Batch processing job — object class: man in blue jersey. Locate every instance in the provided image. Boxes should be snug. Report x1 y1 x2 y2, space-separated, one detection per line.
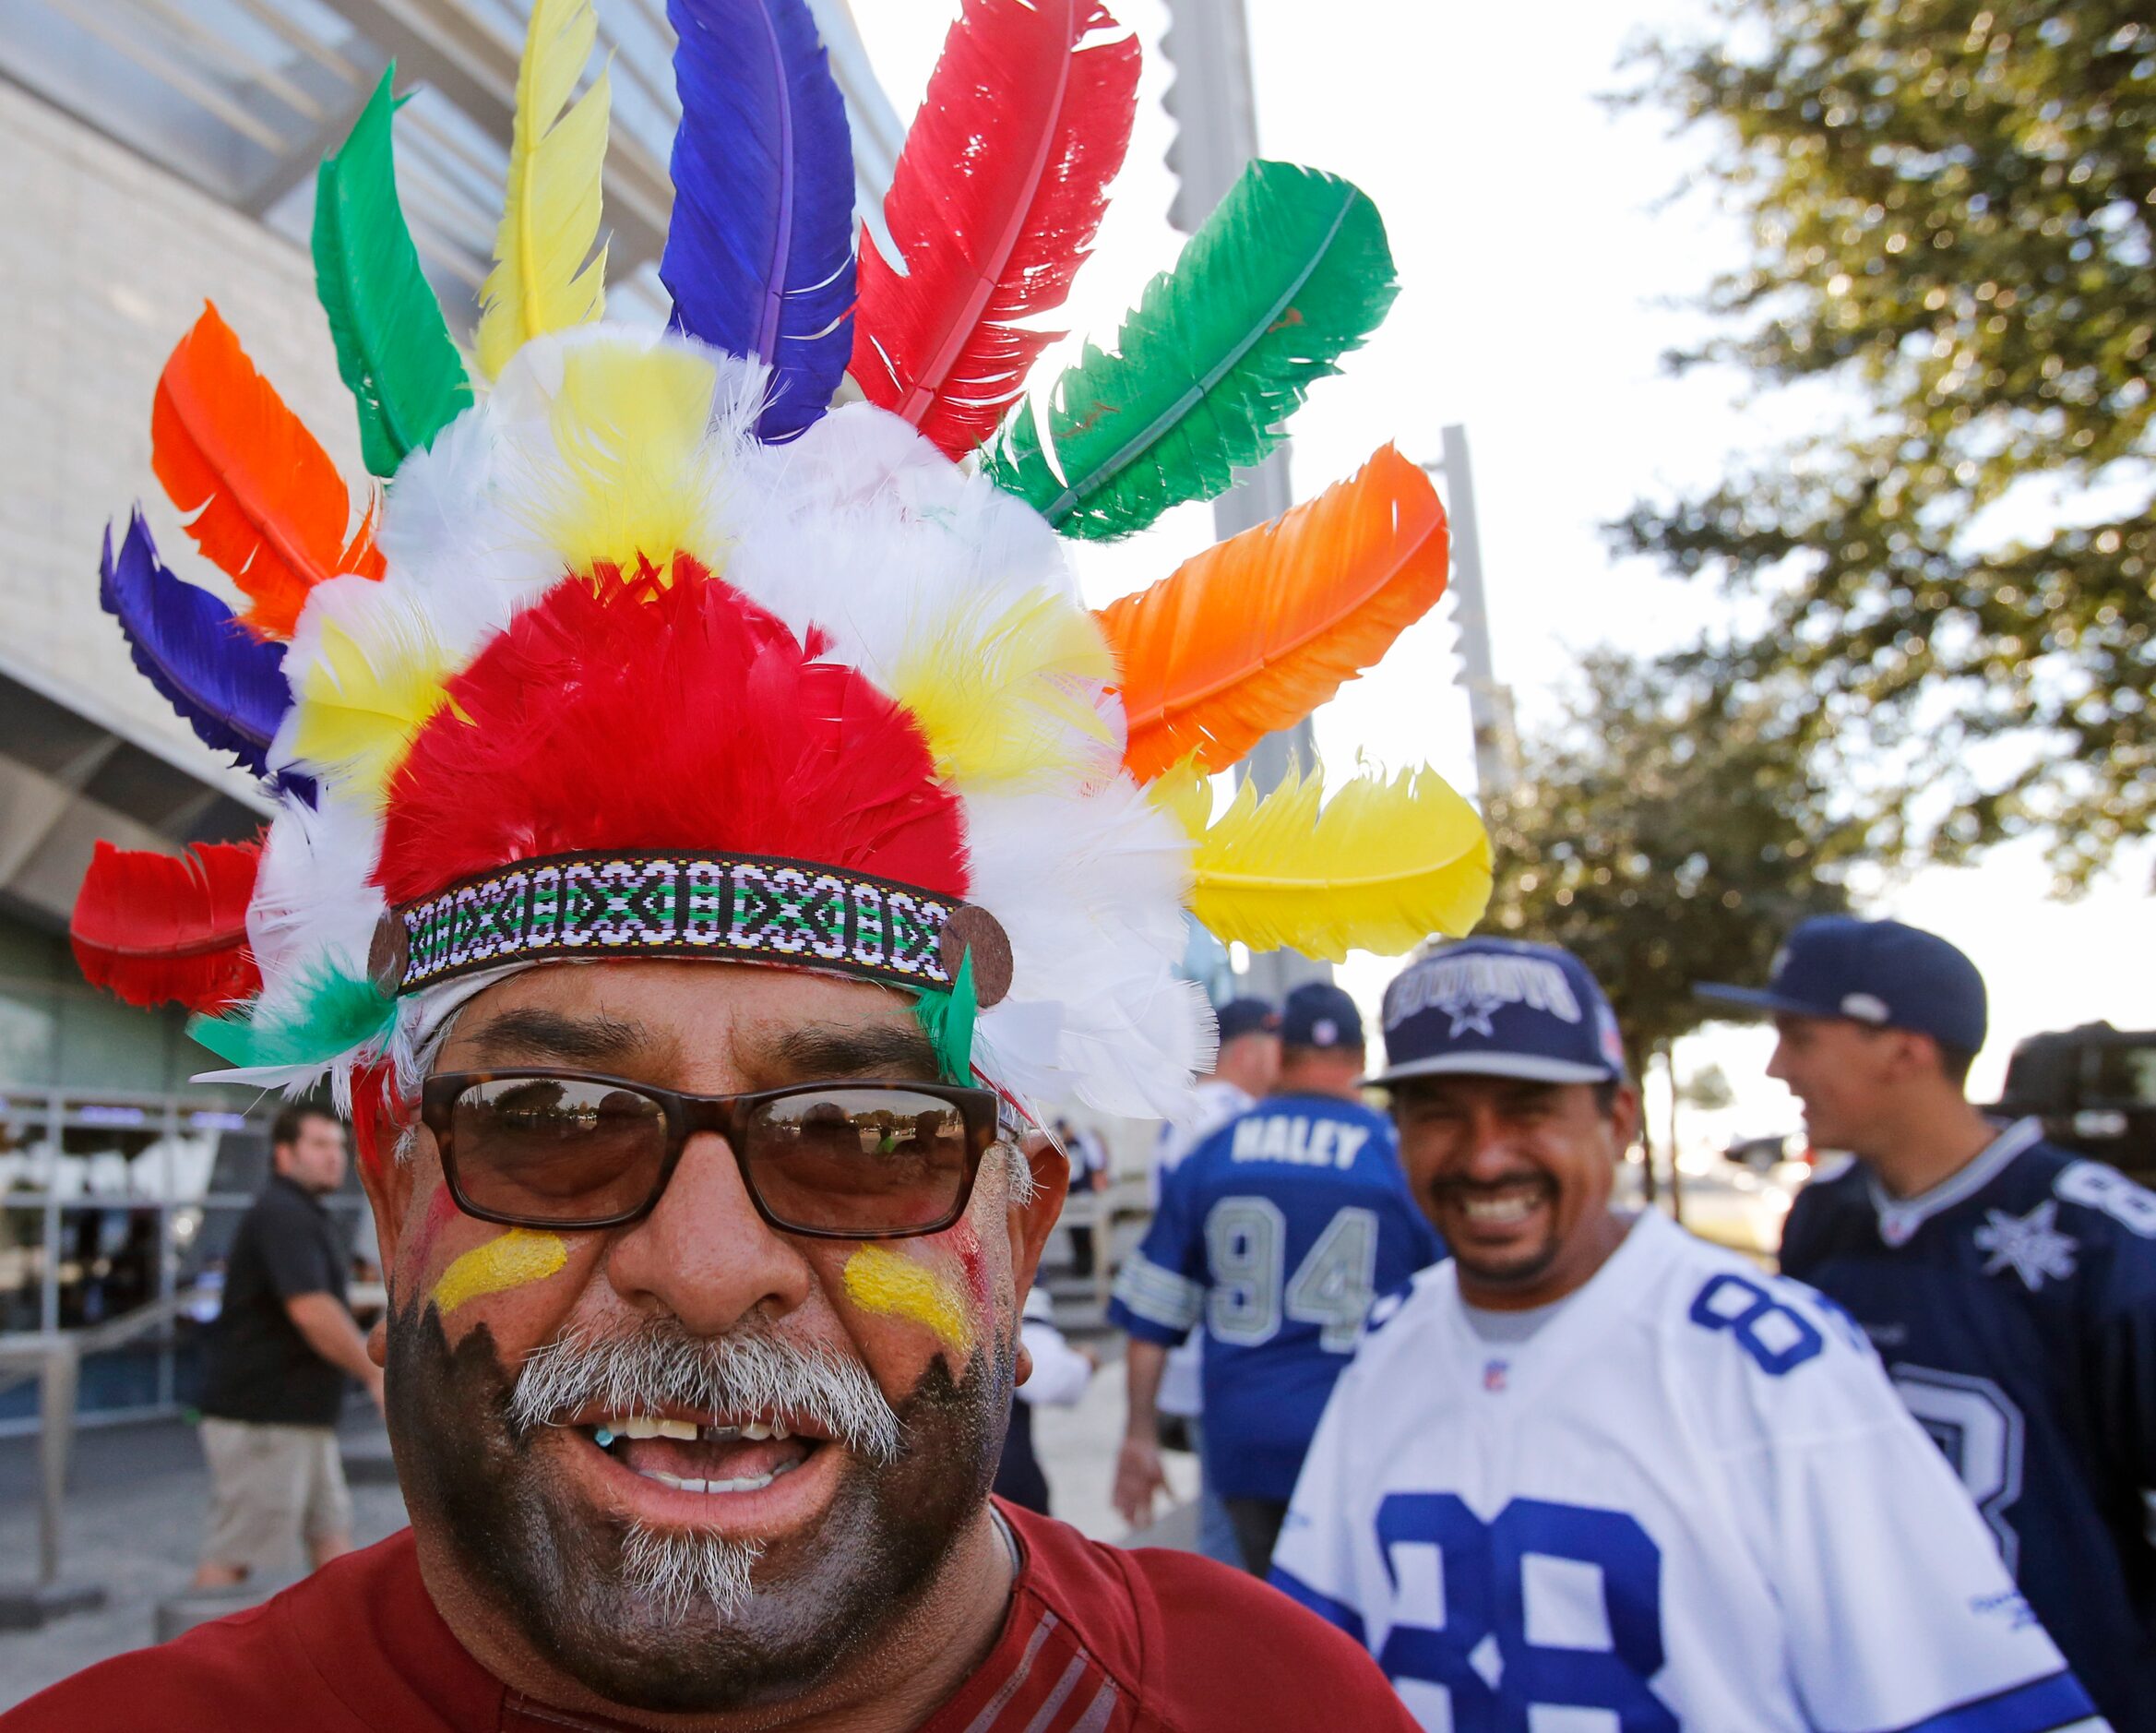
1703 915 2156 1727
1110 981 1441 1573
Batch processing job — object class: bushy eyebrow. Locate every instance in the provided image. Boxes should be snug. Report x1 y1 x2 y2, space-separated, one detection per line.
756 1021 940 1083
462 1008 659 1068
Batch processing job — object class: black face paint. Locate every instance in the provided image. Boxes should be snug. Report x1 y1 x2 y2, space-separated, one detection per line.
386 1300 1013 1715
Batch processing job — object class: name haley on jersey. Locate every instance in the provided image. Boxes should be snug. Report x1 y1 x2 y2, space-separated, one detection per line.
1271 1209 2099 1733
1110 1093 1442 1503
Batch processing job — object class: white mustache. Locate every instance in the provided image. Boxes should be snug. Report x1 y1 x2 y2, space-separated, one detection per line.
508 1315 903 1465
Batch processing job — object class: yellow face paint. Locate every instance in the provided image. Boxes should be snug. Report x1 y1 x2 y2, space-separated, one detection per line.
430 1226 568 1315
842 1246 976 1357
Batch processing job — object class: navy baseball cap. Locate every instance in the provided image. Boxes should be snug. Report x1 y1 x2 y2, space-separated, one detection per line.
1367 938 1627 1086
1281 982 1364 1050
1695 915 1987 1053
1215 996 1282 1043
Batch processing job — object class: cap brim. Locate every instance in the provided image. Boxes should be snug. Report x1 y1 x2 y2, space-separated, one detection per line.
1363 1052 1617 1088
1693 984 1817 1020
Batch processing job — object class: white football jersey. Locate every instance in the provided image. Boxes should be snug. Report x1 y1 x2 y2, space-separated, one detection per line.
1270 1210 2105 1733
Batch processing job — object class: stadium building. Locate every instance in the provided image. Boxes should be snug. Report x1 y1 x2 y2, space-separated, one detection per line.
0 0 899 1428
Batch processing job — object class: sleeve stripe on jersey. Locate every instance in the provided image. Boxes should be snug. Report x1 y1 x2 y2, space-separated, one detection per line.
1266 1565 1367 1648
1866 1669 2098 1733
1110 1252 1204 1332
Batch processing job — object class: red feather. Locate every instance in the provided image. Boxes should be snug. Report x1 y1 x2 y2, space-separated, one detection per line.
850 0 1138 459
70 837 263 1012
348 1062 399 1189
375 559 968 907
151 302 385 642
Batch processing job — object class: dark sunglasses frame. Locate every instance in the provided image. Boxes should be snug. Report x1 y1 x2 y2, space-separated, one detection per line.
420 1069 1001 1238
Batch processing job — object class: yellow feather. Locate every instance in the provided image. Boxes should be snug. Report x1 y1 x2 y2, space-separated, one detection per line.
1191 762 1492 960
890 590 1115 787
540 341 718 575
476 0 610 380
1148 754 1215 839
287 616 455 808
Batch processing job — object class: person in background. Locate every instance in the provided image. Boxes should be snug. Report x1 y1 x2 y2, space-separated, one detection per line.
1055 1117 1112 1277
192 1105 380 1589
1111 982 1441 1574
992 1285 1100 1516
1149 995 1280 1562
1700 915 2156 1727
1274 938 2100 1730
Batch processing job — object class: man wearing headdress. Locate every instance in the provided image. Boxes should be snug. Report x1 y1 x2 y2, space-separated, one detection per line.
17 0 1487 1724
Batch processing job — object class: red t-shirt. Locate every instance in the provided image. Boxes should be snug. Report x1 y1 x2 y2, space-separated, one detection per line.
2 1503 1416 1731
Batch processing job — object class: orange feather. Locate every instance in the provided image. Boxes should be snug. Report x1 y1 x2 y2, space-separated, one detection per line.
151 302 383 642
1098 444 1450 783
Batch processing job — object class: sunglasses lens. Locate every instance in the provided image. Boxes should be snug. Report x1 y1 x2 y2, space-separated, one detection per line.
744 1088 974 1234
449 1077 668 1222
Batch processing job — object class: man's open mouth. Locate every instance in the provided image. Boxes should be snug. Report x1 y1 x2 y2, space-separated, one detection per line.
570 1408 828 1495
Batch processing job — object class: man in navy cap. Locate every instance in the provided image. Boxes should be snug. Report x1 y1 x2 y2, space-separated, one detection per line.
1270 938 2097 1730
1111 981 1440 1573
1701 914 2156 1727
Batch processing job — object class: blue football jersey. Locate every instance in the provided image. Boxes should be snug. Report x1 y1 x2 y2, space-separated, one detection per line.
1781 1117 2156 1727
1109 1092 1444 1500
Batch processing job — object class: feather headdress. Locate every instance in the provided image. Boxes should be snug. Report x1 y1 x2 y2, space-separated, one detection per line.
71 0 1490 1130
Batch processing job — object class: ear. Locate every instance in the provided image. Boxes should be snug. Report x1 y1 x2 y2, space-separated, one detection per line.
1605 1082 1643 1153
1006 1130 1071 1303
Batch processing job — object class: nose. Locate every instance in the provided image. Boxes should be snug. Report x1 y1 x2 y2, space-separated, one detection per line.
1458 1104 1525 1177
1766 1040 1792 1084
603 1130 816 1335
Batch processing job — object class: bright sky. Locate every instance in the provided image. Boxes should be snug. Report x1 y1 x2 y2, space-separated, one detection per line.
847 0 2156 1124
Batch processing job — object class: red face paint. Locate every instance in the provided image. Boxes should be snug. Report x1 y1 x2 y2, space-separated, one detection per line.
405 1180 462 1282
947 1220 991 1310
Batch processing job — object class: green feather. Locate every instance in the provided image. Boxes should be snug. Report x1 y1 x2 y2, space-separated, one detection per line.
313 69 473 478
188 965 397 1070
983 161 1397 541
911 950 980 1086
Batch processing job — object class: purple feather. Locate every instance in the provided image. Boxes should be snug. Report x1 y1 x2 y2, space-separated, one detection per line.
661 0 856 442
100 511 310 799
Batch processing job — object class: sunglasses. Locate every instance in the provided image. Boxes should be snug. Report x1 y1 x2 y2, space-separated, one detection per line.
420 1070 1001 1238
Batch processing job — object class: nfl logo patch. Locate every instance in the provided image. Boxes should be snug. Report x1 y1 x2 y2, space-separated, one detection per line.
1483 1359 1508 1392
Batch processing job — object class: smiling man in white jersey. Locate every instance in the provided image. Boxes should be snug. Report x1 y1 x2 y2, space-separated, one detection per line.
1270 938 2103 1732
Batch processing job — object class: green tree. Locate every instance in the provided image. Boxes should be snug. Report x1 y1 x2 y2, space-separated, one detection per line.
1618 0 2155 889
1485 651 1864 1074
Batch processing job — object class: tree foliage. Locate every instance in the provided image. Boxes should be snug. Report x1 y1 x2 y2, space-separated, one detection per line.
1485 653 1864 1069
1619 0 2155 888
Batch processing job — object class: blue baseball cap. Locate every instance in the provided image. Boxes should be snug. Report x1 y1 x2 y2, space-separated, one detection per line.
1368 938 1627 1086
1215 996 1282 1044
1281 982 1364 1051
1695 915 1987 1053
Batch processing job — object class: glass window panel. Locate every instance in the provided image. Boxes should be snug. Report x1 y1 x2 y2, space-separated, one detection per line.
0 1204 45 1333
54 992 171 1094
54 1204 163 1327
0 980 56 1086
2089 1044 2156 1107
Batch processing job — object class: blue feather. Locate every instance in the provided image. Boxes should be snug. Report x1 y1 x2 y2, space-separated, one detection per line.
100 511 309 798
661 0 856 441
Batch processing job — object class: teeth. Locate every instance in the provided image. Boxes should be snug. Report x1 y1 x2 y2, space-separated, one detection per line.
620 1415 660 1440
1460 1190 1539 1225
654 1417 699 1441
741 1420 771 1441
631 1459 800 1495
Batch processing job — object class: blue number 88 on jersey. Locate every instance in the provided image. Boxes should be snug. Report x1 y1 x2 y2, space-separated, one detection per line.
1375 1494 1678 1732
